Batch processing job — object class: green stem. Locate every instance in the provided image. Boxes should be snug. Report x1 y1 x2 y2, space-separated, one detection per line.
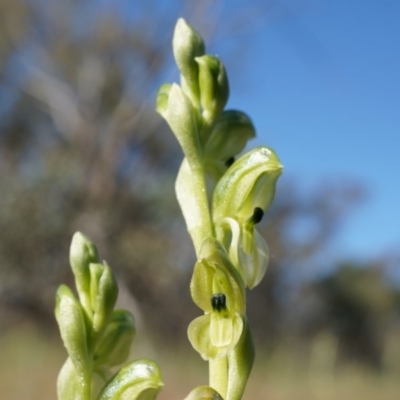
209 356 228 399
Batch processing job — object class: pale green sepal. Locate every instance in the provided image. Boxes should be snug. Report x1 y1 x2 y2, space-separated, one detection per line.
175 158 211 255
205 110 255 161
188 313 243 360
90 262 118 336
196 55 229 125
55 284 90 381
156 83 200 164
226 318 255 400
212 146 283 222
173 18 205 107
70 231 100 315
223 218 269 289
191 238 245 314
94 309 135 368
183 386 224 400
57 357 89 400
97 359 163 400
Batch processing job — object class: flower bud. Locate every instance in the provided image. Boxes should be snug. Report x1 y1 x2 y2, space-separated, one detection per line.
173 18 205 106
69 232 99 314
184 386 224 400
89 262 119 336
97 359 163 400
57 358 89 400
196 55 229 124
204 110 255 162
94 310 135 368
55 285 90 380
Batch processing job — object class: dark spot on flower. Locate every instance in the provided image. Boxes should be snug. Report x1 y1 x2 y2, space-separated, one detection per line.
225 157 235 168
211 293 227 312
249 207 264 224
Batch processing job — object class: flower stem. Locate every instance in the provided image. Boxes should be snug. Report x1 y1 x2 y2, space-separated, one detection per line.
209 356 228 399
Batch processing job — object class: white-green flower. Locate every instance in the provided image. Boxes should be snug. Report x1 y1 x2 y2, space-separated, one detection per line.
188 238 245 360
212 147 283 288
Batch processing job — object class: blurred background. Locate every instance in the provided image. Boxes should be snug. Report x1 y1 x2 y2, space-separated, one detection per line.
0 0 399 399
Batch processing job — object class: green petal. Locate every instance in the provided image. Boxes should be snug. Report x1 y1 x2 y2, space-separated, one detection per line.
97 359 163 400
188 313 243 360
221 218 269 289
240 227 269 289
191 257 215 312
210 312 233 347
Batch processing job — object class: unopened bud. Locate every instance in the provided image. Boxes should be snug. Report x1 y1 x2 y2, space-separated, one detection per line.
69 232 99 313
89 262 118 336
94 310 135 367
55 285 90 379
173 18 205 106
196 55 229 124
205 110 255 161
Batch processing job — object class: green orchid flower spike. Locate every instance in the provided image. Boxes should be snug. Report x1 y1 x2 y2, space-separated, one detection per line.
56 233 163 400
156 17 283 400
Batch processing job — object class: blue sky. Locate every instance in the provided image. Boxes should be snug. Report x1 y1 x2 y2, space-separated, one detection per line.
200 0 400 260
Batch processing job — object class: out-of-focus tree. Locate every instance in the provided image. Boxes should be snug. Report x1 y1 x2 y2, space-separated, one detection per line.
0 0 199 336
247 179 366 344
298 261 400 369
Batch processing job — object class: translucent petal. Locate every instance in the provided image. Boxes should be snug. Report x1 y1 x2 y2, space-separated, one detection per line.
188 313 243 360
239 228 269 289
210 312 233 347
217 219 269 289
